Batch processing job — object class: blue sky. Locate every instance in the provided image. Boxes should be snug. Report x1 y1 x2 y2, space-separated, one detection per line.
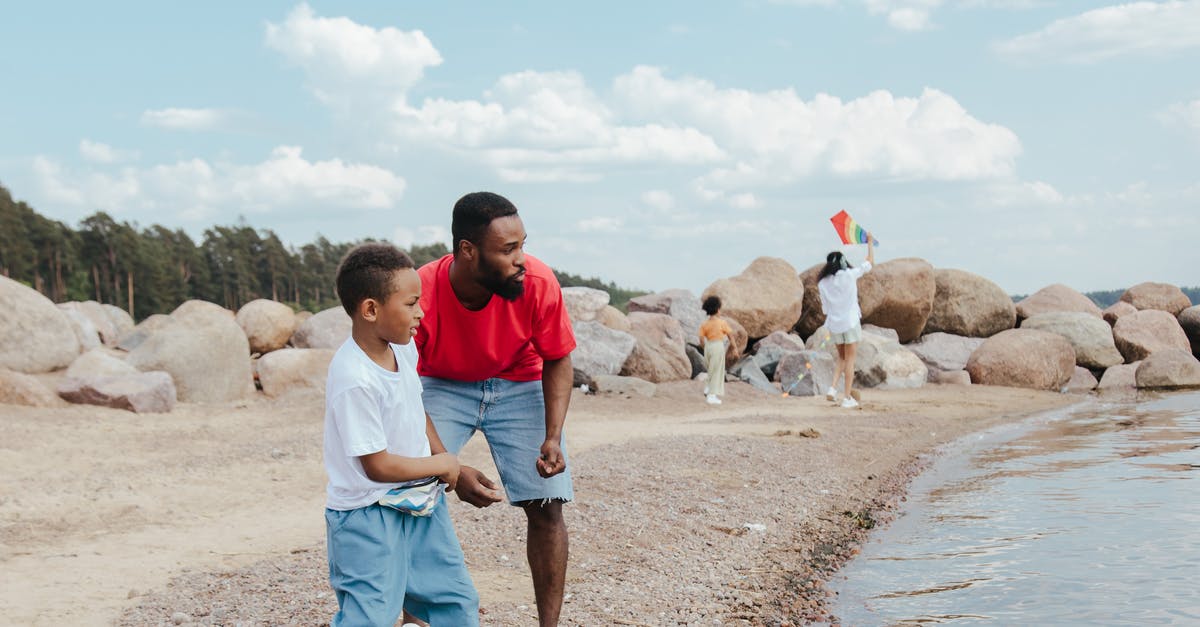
2 1 1198 296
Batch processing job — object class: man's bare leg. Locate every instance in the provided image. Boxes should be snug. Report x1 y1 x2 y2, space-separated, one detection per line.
524 500 567 626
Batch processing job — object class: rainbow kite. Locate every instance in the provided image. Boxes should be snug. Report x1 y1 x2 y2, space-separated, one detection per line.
830 210 878 246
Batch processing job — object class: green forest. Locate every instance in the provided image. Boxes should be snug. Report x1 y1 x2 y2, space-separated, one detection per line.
0 184 647 321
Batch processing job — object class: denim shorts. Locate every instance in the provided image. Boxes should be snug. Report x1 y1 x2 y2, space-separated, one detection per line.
422 376 574 505
829 325 862 345
325 500 478 626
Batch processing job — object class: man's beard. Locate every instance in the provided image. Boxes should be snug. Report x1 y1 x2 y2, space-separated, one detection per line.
480 262 525 301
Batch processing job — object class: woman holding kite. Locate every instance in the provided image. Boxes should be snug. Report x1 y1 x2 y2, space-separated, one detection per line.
817 232 875 409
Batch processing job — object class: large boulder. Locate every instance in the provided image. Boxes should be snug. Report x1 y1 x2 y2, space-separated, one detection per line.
906 332 985 381
1097 363 1139 393
116 314 176 352
858 258 936 343
172 299 234 321
1066 366 1098 394
628 289 705 346
58 371 176 413
595 305 631 332
702 257 804 339
923 268 1015 338
1178 305 1200 357
1015 284 1101 322
728 357 779 394
1112 310 1190 363
965 328 1075 391
807 325 927 389
236 299 298 354
1119 282 1192 316
65 348 138 380
1020 312 1124 370
794 263 826 339
571 321 638 380
753 331 807 354
562 287 610 323
619 312 691 383
0 368 63 407
292 307 352 349
776 350 836 397
1135 350 1200 389
127 306 254 403
592 374 656 398
75 301 121 345
0 275 80 373
1102 301 1138 327
720 315 749 369
57 303 102 352
255 348 335 398
101 304 135 341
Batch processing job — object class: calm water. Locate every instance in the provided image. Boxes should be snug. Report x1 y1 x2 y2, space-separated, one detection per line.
830 391 1200 626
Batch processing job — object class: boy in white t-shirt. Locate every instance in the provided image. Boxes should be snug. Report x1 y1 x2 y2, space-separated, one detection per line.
323 243 478 626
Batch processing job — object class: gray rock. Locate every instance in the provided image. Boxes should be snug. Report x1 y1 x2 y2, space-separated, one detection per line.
1112 309 1190 362
728 357 778 395
1135 350 1200 389
101 304 135 340
1178 305 1200 357
777 350 836 397
236 299 298 354
751 331 807 354
571 321 638 380
127 306 254 403
685 344 706 378
906 332 985 381
806 325 927 389
291 306 352 349
619 313 691 383
65 348 138 380
0 275 80 373
628 289 705 346
965 328 1075 391
57 303 102 351
592 374 656 398
702 257 804 338
562 287 610 323
58 371 176 413
255 348 335 398
0 368 63 407
116 314 175 352
1021 311 1124 370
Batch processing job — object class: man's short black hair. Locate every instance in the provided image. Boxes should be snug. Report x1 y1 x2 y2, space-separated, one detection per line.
335 243 414 316
702 295 722 316
452 191 519 256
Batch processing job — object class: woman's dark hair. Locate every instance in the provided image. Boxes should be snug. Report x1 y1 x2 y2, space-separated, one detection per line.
452 191 519 255
335 243 414 315
702 295 722 316
817 251 848 282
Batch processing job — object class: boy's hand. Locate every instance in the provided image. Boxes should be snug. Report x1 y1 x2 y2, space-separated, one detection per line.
536 439 565 478
455 466 503 508
433 452 460 491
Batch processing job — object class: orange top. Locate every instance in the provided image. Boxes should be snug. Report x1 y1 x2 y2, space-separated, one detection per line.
698 316 733 343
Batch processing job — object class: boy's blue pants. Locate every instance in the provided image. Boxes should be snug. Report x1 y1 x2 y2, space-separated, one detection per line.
325 499 478 626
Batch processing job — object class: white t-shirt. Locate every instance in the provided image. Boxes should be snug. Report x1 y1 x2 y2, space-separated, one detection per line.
323 338 432 511
817 261 872 334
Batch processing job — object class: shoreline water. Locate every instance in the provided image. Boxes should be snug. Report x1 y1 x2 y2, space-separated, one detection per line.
824 390 1199 626
0 381 1080 625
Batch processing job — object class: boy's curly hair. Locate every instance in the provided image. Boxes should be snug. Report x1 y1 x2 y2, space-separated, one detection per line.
335 243 414 316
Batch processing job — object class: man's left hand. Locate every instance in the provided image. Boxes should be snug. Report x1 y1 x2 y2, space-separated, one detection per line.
536 439 566 478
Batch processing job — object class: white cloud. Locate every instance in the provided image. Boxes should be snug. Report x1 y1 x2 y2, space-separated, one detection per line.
617 66 1020 187
773 0 1045 30
577 216 625 233
1161 98 1200 136
995 1 1200 63
140 108 231 131
78 139 137 164
265 3 441 111
393 225 450 249
32 146 406 221
641 190 676 211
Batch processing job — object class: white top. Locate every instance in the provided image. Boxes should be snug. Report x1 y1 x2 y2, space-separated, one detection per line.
323 338 431 511
817 261 872 334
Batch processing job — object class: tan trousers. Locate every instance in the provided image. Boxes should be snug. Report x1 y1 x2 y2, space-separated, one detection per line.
704 338 727 396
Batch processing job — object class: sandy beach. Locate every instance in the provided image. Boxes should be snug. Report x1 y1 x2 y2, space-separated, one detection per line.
0 380 1078 626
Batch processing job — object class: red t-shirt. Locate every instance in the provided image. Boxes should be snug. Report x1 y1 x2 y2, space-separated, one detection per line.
415 254 576 382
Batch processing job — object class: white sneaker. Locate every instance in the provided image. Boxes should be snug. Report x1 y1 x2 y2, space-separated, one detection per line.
840 397 859 409
825 387 839 402
706 394 722 405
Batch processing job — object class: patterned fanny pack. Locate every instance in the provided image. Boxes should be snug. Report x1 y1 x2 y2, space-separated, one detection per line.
377 476 444 517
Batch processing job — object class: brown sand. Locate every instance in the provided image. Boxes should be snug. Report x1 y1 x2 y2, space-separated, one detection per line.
0 381 1078 626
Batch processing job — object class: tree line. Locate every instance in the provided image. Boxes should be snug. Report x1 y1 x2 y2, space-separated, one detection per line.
1 184 646 321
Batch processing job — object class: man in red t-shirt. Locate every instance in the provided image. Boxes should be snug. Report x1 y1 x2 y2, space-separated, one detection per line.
415 191 576 627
